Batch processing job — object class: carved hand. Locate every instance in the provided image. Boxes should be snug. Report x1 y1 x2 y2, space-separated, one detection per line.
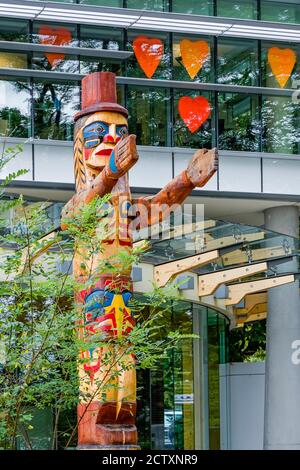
186 148 218 188
105 134 139 179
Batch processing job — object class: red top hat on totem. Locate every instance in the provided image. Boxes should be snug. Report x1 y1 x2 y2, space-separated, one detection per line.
75 71 128 121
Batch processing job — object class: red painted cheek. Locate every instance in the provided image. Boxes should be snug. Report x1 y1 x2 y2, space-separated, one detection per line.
116 136 121 143
84 148 93 160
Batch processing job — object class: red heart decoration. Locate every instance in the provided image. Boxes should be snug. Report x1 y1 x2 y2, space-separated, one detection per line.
178 96 211 133
39 26 72 67
133 36 164 78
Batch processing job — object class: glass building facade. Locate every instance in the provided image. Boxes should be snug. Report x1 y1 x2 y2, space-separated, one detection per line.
0 7 299 155
136 300 229 450
0 0 299 451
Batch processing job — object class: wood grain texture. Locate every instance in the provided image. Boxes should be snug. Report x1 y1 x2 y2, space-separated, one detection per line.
61 72 218 449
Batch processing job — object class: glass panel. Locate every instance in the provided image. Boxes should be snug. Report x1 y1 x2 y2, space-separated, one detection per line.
172 0 214 15
262 95 300 154
217 38 259 86
0 78 30 138
139 216 299 270
80 25 123 50
80 57 123 75
32 22 78 47
32 53 79 73
78 0 122 6
0 18 29 42
261 42 299 89
136 369 152 449
0 51 28 69
217 0 257 19
207 309 220 450
127 0 169 10
172 35 213 83
126 30 171 80
172 301 194 450
261 0 300 24
127 85 170 146
218 92 260 151
33 80 80 141
173 89 213 149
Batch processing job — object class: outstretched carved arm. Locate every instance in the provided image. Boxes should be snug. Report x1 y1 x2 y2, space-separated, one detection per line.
134 148 218 228
61 135 139 229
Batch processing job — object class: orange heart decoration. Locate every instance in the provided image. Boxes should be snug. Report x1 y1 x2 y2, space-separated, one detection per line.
133 36 164 78
39 26 72 67
178 96 211 133
268 47 296 88
180 39 210 79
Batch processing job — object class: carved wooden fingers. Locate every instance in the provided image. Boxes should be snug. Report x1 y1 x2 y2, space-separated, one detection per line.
186 148 218 188
106 134 139 180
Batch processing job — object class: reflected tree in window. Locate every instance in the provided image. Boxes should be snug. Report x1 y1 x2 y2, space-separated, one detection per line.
34 80 80 141
217 0 257 19
127 0 169 10
261 0 300 24
217 38 259 86
262 95 300 154
172 0 213 15
127 86 170 146
218 93 260 151
0 80 30 138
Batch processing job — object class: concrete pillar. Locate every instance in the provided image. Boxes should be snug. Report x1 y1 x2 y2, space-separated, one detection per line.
264 206 300 450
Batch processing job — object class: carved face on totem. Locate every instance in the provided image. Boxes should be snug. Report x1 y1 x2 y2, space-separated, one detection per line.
74 111 128 191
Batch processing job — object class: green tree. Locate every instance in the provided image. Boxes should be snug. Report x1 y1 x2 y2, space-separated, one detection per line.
0 150 193 450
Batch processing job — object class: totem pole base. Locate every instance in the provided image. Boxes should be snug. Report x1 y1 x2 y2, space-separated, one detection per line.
77 445 140 450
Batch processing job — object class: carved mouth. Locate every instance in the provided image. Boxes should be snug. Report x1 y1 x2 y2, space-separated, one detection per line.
96 148 113 156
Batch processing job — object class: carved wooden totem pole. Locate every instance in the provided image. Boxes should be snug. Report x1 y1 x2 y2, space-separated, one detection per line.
61 72 217 449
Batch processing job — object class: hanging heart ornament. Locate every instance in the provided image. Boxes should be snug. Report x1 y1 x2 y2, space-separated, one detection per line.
268 47 296 88
178 96 211 133
133 36 164 78
39 26 72 67
180 39 210 79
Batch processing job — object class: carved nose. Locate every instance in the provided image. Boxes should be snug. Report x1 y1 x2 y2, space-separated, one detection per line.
103 134 115 143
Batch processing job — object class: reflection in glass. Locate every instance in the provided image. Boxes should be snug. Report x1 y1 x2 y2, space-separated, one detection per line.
262 95 300 155
217 38 258 86
78 0 122 5
173 90 213 149
218 93 260 151
126 31 171 80
172 35 212 83
0 18 29 42
32 22 78 47
80 25 123 50
172 302 194 450
0 79 30 138
207 309 220 450
127 86 170 146
261 42 299 89
127 0 169 10
80 57 122 75
34 80 80 141
0 52 28 69
217 0 257 19
32 53 79 73
261 0 300 24
172 0 214 15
